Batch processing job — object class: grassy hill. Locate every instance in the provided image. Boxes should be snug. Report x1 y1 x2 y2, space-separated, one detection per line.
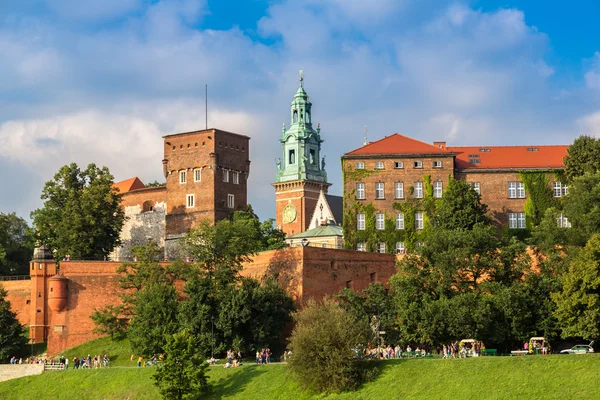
1 338 599 399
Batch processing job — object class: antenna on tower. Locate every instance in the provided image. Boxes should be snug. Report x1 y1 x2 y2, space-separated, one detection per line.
205 84 208 130
364 126 368 146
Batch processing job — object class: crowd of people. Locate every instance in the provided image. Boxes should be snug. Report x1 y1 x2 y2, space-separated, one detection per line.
7 354 109 370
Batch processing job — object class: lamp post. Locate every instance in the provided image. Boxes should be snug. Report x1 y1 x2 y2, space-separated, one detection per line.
31 337 35 359
211 317 214 359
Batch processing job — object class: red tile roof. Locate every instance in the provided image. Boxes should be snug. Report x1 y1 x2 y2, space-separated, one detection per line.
345 134 451 156
113 177 146 193
448 145 568 170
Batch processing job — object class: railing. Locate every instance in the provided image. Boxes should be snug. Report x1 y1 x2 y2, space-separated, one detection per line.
43 363 65 371
0 275 31 281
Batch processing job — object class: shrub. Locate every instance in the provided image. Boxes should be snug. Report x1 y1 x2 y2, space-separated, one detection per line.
287 298 371 393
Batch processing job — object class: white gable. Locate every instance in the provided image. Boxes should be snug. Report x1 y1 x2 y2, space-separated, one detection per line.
308 190 337 229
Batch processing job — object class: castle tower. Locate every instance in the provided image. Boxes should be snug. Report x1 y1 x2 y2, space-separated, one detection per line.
273 72 330 237
29 245 57 343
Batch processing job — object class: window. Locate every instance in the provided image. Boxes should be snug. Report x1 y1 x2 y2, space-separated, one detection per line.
508 182 525 198
356 183 365 199
395 242 406 254
413 161 423 168
309 149 316 165
469 182 481 195
357 213 365 230
356 162 365 170
557 213 572 228
194 169 201 182
227 194 235 209
553 182 568 197
415 212 424 230
396 213 405 230
394 161 404 169
376 243 386 253
509 212 526 229
186 194 194 208
395 182 404 199
375 182 385 199
433 181 443 198
375 161 384 170
479 148 490 152
289 150 295 164
526 147 539 152
370 272 377 282
223 169 229 183
233 171 239 185
345 280 353 289
469 159 481 164
414 182 423 198
375 213 385 230
433 160 442 168
357 242 367 252
179 171 187 184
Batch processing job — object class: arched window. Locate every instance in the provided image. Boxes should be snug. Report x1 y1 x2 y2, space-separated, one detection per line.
306 111 311 123
142 200 153 212
293 110 298 123
289 150 295 165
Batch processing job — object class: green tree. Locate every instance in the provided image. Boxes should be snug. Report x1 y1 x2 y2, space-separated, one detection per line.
145 180 166 188
431 178 490 230
564 136 600 182
553 234 600 341
560 172 600 246
0 213 34 276
153 329 210 400
287 298 371 393
0 284 27 361
31 163 125 260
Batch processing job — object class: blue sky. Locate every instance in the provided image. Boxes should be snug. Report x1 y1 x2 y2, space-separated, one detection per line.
1 0 599 222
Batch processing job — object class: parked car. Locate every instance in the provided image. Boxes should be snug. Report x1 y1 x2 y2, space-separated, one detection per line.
560 342 595 354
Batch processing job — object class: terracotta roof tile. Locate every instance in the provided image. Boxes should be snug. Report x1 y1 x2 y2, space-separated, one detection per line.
345 134 451 156
113 177 146 193
447 145 568 170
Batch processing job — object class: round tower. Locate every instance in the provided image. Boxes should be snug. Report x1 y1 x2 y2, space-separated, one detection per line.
47 274 68 312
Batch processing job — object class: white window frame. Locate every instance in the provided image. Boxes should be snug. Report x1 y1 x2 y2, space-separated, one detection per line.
227 194 235 209
509 212 526 229
414 161 423 168
394 161 404 169
508 182 525 199
357 213 365 230
414 182 423 199
223 169 229 183
396 213 405 230
356 183 365 200
357 242 367 252
553 182 568 198
375 161 384 170
375 213 385 230
395 242 405 254
179 170 187 184
433 181 443 198
557 213 572 228
233 171 239 185
186 194 194 208
395 182 404 199
433 160 442 168
194 169 201 182
356 162 365 170
470 182 481 195
415 212 424 230
375 182 385 199
376 243 386 254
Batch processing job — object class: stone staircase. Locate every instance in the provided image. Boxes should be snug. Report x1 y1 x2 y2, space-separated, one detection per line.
0 364 44 382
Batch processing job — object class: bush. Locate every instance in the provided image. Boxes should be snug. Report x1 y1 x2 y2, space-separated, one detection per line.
287 298 371 393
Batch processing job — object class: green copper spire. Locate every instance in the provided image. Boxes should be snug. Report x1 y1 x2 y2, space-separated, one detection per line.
276 71 328 183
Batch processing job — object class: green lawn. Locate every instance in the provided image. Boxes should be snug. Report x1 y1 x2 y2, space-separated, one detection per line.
1 354 599 400
58 337 135 367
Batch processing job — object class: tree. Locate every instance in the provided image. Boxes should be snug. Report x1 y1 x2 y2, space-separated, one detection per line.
560 172 600 246
553 234 600 341
287 298 371 393
431 178 490 230
31 163 125 260
0 284 27 362
153 329 210 400
0 213 34 275
145 180 166 188
564 136 600 182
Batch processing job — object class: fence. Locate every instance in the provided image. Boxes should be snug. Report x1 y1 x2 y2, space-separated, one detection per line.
0 275 31 281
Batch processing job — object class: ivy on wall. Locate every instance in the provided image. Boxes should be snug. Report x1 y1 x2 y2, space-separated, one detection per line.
519 171 559 229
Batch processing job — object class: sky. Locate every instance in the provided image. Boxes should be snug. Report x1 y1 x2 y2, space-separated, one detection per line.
1 0 600 222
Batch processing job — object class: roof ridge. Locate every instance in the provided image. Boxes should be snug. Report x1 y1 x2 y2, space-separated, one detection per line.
448 144 569 149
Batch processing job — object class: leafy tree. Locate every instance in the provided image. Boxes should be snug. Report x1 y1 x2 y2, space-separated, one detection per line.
553 234 600 341
153 329 210 400
145 180 166 188
431 179 490 230
564 136 600 182
0 213 34 275
91 304 128 340
560 172 600 246
31 163 125 260
0 284 27 361
287 298 371 393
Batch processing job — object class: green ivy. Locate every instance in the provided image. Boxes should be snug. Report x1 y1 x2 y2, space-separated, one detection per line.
519 171 557 229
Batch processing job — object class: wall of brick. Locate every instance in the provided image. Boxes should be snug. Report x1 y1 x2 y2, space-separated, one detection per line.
2 280 31 326
274 180 330 237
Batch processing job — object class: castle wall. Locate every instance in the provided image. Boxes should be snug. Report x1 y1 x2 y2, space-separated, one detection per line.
2 280 31 326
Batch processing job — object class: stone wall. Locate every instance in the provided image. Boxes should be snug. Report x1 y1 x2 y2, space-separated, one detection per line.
0 364 44 383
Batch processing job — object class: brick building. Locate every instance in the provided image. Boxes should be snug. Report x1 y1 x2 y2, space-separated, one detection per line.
342 133 569 253
111 128 250 260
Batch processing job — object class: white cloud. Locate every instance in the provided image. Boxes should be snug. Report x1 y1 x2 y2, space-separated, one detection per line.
585 52 600 91
577 111 600 137
45 0 144 22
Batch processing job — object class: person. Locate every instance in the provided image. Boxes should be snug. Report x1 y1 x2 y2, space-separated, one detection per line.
524 341 529 351
224 361 231 369
210 356 215 366
65 357 69 370
256 350 260 364
137 356 143 367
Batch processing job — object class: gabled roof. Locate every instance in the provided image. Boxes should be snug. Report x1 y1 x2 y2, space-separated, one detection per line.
448 145 568 170
113 177 145 194
324 194 343 225
289 224 343 239
345 134 451 157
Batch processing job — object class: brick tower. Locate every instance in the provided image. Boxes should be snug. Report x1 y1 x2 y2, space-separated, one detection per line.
29 245 57 343
273 72 330 237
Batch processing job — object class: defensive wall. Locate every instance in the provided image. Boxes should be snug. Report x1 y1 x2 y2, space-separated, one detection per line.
4 247 398 355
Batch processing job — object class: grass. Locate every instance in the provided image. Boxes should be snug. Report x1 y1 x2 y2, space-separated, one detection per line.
58 337 134 367
2 337 600 399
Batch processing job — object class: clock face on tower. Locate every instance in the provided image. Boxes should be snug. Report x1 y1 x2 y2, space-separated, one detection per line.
282 203 297 224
